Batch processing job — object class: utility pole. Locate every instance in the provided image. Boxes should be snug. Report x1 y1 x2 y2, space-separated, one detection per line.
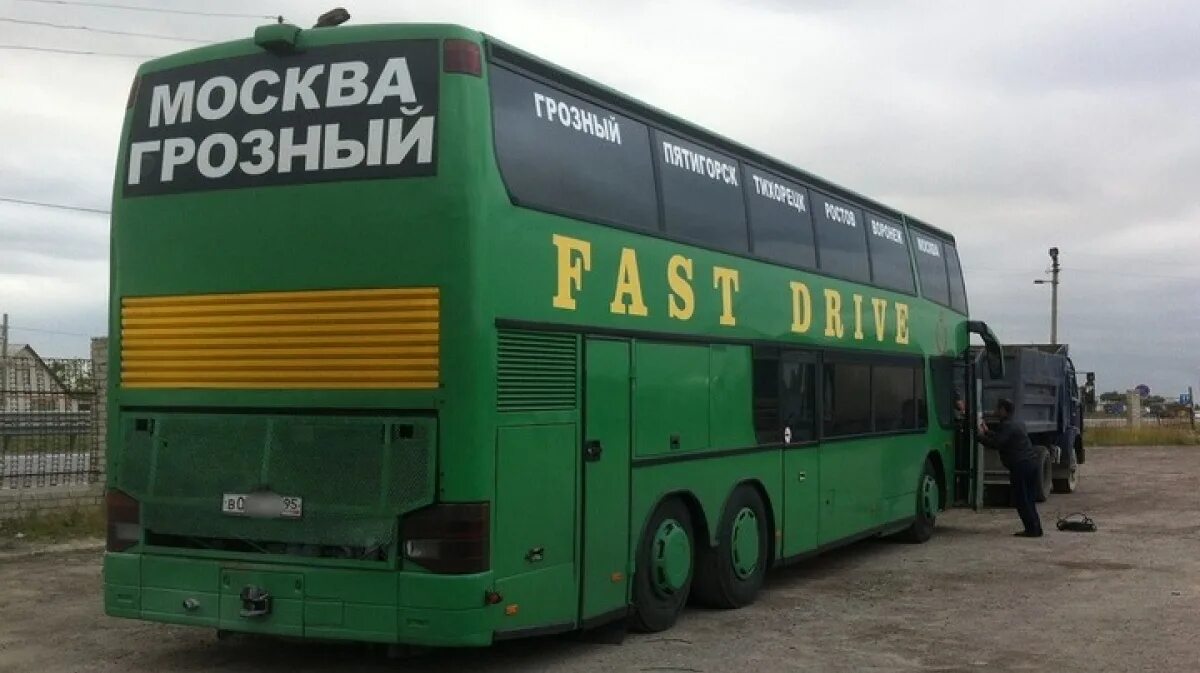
1049 247 1060 345
1034 247 1061 345
0 312 7 413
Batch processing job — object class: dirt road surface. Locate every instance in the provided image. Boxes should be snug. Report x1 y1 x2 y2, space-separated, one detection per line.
1 446 1196 673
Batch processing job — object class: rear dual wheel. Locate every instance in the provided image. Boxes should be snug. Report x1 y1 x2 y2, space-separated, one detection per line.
693 486 771 609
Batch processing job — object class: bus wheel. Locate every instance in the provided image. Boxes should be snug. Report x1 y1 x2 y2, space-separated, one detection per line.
630 498 694 633
693 485 770 609
898 461 938 543
1034 447 1052 503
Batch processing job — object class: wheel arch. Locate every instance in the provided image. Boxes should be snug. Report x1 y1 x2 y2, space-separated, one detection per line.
636 489 712 554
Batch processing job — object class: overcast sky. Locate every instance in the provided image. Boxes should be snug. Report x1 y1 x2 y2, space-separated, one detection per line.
1 0 1197 396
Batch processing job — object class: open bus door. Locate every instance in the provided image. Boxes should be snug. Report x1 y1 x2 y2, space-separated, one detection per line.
958 321 1005 510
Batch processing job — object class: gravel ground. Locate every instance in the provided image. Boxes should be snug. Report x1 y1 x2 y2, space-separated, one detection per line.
1 446 1196 673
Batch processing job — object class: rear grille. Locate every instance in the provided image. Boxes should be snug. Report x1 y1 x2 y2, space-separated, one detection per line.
496 330 578 411
120 287 439 389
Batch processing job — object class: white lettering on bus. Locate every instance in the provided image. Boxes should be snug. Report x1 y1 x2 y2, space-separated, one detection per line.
127 55 434 186
751 174 806 213
870 218 904 245
916 237 941 257
145 57 421 123
149 81 194 127
823 202 857 227
532 91 622 144
660 141 739 186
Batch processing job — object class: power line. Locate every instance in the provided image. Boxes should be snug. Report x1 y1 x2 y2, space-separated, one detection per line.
0 16 209 43
17 0 278 20
0 196 110 215
0 44 155 58
8 325 94 338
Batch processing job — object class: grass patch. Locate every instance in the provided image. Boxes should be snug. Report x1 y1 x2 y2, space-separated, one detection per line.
0 505 105 544
1088 425 1200 446
0 434 94 455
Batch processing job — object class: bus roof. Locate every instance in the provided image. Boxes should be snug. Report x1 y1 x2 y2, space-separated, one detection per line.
485 35 956 243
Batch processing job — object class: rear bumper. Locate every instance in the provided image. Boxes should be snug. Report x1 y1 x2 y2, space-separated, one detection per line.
104 552 494 647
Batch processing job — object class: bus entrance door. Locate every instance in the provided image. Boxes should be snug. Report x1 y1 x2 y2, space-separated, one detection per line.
580 338 633 625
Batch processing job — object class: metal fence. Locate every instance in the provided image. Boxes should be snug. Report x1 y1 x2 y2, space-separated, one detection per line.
0 355 101 488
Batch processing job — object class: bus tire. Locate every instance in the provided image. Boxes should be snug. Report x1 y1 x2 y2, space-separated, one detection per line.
1034 447 1052 503
692 485 770 609
629 497 695 633
897 460 938 543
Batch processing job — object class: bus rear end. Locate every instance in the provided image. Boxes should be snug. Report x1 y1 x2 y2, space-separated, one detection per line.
104 23 498 646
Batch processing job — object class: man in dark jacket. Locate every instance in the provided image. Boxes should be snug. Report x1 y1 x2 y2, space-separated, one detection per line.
979 398 1044 537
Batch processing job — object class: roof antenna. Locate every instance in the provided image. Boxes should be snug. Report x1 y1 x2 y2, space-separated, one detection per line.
314 7 350 28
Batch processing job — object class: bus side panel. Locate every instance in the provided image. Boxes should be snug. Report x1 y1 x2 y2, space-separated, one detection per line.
492 423 580 631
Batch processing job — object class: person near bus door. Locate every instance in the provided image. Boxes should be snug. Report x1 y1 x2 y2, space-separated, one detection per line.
978 398 1044 537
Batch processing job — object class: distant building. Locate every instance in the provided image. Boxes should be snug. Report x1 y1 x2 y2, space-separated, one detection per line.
1 343 79 413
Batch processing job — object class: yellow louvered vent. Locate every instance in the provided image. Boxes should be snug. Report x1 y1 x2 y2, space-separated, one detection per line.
120 288 439 389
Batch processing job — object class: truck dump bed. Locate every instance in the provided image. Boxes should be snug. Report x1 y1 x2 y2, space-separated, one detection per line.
976 344 1069 433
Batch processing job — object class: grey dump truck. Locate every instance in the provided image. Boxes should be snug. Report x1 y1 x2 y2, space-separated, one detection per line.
976 344 1085 503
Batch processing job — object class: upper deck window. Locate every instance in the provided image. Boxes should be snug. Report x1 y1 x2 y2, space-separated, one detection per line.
745 167 816 269
913 233 950 305
655 131 747 251
813 192 870 283
945 244 968 314
866 212 915 293
490 66 658 231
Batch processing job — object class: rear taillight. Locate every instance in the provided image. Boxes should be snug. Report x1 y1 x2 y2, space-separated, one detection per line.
106 489 141 552
443 39 482 76
401 503 489 574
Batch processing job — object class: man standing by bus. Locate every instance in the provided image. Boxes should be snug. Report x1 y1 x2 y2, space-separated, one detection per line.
979 399 1044 537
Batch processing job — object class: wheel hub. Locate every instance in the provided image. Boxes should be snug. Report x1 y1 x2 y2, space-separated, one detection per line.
652 519 691 596
921 475 940 518
730 507 760 580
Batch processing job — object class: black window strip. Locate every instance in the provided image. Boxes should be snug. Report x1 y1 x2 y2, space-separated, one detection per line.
486 41 952 302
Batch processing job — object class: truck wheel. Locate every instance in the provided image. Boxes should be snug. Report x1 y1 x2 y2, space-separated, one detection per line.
1052 466 1079 494
1034 447 1052 503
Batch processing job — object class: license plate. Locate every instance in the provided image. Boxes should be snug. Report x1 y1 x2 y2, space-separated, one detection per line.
221 493 303 519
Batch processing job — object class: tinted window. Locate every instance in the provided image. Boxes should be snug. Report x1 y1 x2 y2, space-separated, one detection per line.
745 167 816 268
823 361 871 437
945 244 968 314
656 131 747 251
914 365 928 429
929 356 960 429
866 213 915 293
813 192 869 282
873 365 916 431
490 67 657 231
752 353 780 444
913 233 950 305
780 353 817 443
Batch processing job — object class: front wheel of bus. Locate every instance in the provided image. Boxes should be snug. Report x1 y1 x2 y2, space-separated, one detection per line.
630 498 695 633
898 461 939 543
693 485 770 609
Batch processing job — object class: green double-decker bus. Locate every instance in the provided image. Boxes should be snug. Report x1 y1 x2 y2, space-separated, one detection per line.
104 20 1002 646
